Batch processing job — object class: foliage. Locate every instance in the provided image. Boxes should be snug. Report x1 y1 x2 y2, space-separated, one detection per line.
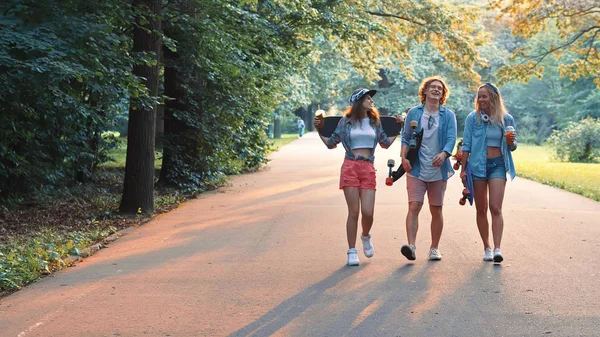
0 166 193 293
491 0 599 86
0 228 115 292
0 0 149 196
546 117 600 163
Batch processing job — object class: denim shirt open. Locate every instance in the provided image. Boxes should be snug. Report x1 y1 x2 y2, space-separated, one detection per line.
400 104 457 181
326 117 394 162
461 111 517 180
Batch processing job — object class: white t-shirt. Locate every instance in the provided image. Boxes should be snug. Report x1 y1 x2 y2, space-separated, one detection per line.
417 109 442 181
350 118 376 149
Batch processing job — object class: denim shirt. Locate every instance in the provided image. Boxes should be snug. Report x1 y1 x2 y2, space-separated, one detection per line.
326 116 394 162
400 104 457 181
461 111 517 180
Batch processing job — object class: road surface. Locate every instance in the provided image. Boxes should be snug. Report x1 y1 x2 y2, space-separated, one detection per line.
1 132 599 336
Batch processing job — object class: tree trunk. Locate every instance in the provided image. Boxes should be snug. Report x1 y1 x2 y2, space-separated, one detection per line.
120 0 161 214
377 69 391 116
274 119 282 139
158 45 186 186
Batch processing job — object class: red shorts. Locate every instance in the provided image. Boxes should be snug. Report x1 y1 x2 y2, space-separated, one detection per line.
339 158 376 190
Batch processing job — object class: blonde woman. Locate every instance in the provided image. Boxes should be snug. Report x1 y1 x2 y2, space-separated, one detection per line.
460 83 517 263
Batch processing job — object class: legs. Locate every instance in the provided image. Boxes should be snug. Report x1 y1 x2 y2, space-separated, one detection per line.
429 205 443 249
488 178 506 249
402 177 446 260
342 187 376 249
359 189 376 236
343 187 360 249
473 180 491 249
473 177 506 261
405 201 423 245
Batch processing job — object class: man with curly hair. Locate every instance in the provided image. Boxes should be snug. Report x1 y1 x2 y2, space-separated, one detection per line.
399 76 457 261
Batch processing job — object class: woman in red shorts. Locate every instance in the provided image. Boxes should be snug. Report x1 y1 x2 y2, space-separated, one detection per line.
314 88 403 266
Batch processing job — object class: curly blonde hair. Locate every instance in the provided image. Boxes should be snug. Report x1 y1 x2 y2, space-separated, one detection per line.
418 76 450 106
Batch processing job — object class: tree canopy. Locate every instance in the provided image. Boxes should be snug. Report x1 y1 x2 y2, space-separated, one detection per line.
1 0 598 208
491 0 599 87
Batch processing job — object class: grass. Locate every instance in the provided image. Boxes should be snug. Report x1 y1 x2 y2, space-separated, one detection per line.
513 144 600 202
269 133 300 152
99 138 162 169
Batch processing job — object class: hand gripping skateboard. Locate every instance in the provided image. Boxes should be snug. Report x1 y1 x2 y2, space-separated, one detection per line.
459 164 474 206
387 120 423 185
452 139 463 170
316 115 403 138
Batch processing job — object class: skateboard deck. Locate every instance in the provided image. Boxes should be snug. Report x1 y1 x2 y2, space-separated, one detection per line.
317 116 402 138
461 165 474 206
389 129 423 182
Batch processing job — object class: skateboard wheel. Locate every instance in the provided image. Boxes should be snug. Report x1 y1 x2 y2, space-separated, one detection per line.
385 177 393 186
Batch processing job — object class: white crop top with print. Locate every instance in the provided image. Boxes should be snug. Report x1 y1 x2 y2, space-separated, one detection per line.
350 118 376 150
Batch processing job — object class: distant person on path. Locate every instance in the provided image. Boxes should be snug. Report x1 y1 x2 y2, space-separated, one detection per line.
298 118 305 137
314 88 404 266
460 82 517 263
400 76 457 261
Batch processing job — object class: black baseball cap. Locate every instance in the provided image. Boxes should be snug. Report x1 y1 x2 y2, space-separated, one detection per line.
349 88 377 104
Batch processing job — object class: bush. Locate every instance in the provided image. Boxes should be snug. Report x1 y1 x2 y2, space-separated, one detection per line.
547 117 600 163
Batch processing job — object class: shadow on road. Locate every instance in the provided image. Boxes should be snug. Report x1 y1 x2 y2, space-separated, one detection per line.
229 266 359 337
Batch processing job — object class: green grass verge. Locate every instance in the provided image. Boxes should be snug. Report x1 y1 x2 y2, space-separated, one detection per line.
0 227 117 292
513 144 600 202
99 138 162 169
269 133 300 152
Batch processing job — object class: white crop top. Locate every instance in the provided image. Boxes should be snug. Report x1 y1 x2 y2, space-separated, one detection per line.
350 118 376 149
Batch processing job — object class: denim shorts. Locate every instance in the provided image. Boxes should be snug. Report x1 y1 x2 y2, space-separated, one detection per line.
472 156 506 181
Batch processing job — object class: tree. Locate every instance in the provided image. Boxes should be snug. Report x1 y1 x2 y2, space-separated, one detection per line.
547 117 600 162
491 0 600 87
0 0 139 196
119 0 162 214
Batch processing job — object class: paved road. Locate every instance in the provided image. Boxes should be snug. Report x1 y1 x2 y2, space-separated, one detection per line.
1 132 599 337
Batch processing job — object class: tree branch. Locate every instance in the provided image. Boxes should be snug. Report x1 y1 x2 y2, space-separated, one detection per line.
528 25 599 62
365 10 426 26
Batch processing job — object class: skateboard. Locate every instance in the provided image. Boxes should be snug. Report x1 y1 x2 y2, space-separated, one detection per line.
459 164 474 206
452 139 463 170
316 116 403 138
387 120 423 185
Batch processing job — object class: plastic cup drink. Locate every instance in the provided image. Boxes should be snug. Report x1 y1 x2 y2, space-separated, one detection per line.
505 126 515 145
315 110 326 129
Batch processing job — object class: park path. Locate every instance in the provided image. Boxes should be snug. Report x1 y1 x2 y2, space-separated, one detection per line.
1 132 599 337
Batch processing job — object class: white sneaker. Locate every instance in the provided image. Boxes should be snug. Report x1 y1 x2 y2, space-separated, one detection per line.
493 248 503 263
360 234 374 258
428 248 442 261
483 247 493 261
401 244 416 261
347 248 359 266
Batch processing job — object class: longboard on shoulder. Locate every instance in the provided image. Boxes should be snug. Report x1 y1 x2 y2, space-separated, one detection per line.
317 116 402 138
